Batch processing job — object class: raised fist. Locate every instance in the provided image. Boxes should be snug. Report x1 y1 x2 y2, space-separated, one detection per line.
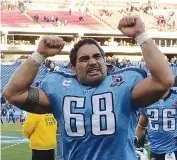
118 15 145 38
37 35 65 57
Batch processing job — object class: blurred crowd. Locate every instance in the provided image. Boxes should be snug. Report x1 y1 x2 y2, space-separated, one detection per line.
43 55 177 73
1 0 177 32
97 1 177 32
1 1 15 11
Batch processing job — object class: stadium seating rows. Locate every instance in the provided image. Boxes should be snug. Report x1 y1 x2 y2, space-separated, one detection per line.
1 10 34 28
1 7 176 31
1 63 48 90
1 9 109 30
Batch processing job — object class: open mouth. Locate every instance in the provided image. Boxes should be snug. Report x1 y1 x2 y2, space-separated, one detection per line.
87 69 101 76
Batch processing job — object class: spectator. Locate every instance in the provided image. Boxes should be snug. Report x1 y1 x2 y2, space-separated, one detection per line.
55 17 58 23
106 63 113 73
22 113 57 160
44 16 47 22
46 17 49 22
69 8 71 15
8 107 15 123
79 16 84 22
45 59 55 72
51 16 54 23
54 66 60 72
20 111 27 125
18 1 24 13
33 14 39 23
1 111 3 124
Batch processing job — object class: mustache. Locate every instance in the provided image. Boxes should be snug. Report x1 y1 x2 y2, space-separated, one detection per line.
87 65 101 72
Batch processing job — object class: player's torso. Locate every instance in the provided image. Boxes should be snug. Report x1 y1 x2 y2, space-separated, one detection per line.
48 73 136 160
144 91 177 153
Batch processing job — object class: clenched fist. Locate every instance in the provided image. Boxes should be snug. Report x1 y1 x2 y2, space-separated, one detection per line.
37 35 65 57
118 15 145 38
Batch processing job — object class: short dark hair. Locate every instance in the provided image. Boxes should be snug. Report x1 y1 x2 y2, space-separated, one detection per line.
70 38 105 66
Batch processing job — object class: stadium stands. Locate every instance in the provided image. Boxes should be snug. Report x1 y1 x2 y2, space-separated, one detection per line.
1 4 176 31
1 63 48 90
1 8 109 30
1 61 177 91
1 9 36 28
27 10 109 30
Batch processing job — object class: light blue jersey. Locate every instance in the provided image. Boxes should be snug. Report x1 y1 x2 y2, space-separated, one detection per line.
140 90 177 154
40 68 146 160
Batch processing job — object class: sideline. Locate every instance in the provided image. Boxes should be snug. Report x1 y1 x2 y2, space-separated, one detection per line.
0 129 21 132
1 135 29 144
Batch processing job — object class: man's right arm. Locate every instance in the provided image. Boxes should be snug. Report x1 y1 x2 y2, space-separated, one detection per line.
3 58 51 114
2 35 65 114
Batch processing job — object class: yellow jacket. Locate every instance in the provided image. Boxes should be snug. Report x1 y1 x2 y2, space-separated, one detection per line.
22 113 57 150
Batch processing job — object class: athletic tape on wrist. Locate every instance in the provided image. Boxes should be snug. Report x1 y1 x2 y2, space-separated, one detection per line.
135 136 139 142
138 123 148 129
31 51 46 65
135 31 151 46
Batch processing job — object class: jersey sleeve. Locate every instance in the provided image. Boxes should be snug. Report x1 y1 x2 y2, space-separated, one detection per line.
111 67 147 109
39 72 63 95
138 108 147 116
39 72 74 118
39 73 50 94
112 67 147 90
39 73 63 115
129 68 147 109
128 68 147 91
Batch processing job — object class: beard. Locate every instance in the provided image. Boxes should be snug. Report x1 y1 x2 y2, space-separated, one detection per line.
84 76 103 86
78 71 107 86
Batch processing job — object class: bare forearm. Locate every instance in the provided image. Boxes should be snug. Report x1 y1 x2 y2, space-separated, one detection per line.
136 126 146 140
141 39 174 88
3 58 41 100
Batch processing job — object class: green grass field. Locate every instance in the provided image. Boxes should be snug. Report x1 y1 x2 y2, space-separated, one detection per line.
1 123 32 160
1 123 150 160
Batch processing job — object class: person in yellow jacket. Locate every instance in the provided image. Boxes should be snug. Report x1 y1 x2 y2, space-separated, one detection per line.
22 113 57 160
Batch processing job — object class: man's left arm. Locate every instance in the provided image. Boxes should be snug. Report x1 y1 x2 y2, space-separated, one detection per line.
136 113 148 141
131 39 174 107
118 15 174 107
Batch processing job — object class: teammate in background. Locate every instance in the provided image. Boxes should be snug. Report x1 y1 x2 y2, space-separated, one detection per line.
136 85 177 160
1 95 6 124
22 113 57 160
20 110 27 125
8 107 15 123
3 15 174 160
1 111 3 124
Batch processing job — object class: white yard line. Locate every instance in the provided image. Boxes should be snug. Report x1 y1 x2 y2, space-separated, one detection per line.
1 141 24 150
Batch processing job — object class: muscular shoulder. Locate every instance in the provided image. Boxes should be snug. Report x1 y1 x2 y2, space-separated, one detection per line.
40 72 75 86
40 71 76 93
107 67 147 88
43 72 75 82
